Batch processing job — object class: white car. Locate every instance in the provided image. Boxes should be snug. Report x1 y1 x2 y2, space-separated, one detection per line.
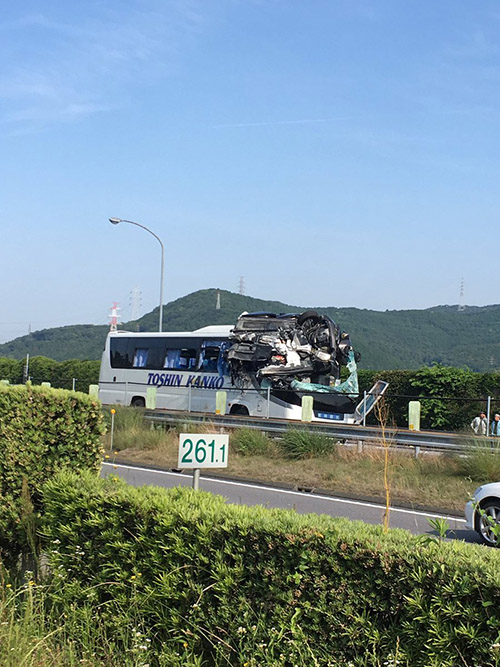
465 482 500 546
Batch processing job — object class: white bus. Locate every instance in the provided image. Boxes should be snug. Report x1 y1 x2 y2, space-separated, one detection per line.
98 319 387 423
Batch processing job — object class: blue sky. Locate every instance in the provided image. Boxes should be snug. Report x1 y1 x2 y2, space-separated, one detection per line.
1 1 499 342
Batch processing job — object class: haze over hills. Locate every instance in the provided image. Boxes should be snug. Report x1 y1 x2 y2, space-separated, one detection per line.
1 289 500 371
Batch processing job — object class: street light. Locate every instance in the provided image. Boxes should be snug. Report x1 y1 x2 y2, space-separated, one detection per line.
109 217 165 332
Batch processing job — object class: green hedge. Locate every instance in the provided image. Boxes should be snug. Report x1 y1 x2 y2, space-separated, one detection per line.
0 356 100 391
0 384 104 566
358 365 500 430
42 472 500 666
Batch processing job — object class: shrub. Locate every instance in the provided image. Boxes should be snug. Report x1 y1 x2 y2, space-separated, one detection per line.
0 384 104 567
280 428 335 459
231 428 273 456
41 471 500 667
0 356 100 391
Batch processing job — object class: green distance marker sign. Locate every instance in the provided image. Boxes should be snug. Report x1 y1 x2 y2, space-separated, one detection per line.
178 433 229 468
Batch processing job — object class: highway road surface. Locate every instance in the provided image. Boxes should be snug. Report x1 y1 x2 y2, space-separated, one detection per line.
101 461 480 544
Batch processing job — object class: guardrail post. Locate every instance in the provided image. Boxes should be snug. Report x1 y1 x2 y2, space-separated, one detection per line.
362 391 367 427
301 396 313 422
146 387 157 410
266 386 271 419
72 378 76 391
409 401 421 431
188 384 192 412
215 391 227 415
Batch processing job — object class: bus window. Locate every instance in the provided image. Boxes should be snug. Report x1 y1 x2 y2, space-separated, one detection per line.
198 341 222 373
179 348 197 369
164 349 180 369
164 348 197 369
133 348 149 368
110 338 132 368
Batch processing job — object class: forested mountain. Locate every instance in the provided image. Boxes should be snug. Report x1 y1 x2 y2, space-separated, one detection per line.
1 289 500 371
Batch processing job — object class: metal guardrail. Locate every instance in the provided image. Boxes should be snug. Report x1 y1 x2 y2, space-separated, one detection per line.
144 409 491 455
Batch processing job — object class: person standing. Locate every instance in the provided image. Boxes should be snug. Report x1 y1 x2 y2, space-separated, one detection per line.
491 413 500 436
471 411 488 435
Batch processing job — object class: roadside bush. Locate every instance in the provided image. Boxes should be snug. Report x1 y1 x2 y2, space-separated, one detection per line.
42 472 500 666
0 384 104 567
280 427 335 459
231 428 273 456
0 356 100 392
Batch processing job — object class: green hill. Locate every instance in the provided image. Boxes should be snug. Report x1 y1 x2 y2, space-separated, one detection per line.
2 289 500 371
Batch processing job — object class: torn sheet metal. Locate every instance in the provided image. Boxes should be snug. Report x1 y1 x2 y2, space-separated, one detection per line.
226 311 360 398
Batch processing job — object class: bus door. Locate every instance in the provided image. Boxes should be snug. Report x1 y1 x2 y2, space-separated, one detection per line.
353 380 389 424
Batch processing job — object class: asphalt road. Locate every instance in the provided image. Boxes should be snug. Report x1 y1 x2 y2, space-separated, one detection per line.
101 461 480 544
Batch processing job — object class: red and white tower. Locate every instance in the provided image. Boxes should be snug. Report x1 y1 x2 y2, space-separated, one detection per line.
109 302 121 331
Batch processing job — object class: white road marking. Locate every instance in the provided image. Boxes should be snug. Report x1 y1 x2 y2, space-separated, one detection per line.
102 461 466 523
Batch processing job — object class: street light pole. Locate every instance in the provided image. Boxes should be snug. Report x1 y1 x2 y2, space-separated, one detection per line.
109 217 165 332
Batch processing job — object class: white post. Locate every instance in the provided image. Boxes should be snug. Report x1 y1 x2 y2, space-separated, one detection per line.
24 353 30 384
362 391 367 427
193 468 200 490
266 386 271 419
188 384 192 412
487 396 491 437
72 378 76 391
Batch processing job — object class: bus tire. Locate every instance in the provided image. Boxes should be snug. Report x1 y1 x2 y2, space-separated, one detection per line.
229 405 249 416
131 396 146 408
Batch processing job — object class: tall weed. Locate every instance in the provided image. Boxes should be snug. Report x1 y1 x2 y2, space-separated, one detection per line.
231 428 273 456
280 428 335 460
458 437 500 482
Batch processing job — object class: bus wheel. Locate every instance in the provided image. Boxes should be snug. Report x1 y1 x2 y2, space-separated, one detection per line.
131 397 146 408
230 405 249 416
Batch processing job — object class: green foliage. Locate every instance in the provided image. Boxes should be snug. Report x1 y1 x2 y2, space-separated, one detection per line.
0 357 23 383
409 364 482 429
3 288 500 371
231 428 273 456
41 472 500 666
280 428 335 459
0 356 100 391
418 517 451 546
0 384 104 567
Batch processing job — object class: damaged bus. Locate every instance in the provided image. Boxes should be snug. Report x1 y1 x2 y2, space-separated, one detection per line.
98 310 387 423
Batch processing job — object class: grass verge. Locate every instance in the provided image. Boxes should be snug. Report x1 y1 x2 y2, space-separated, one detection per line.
100 407 488 512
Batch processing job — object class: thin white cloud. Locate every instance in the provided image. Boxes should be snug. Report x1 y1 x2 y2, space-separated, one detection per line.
213 117 349 128
0 1 207 133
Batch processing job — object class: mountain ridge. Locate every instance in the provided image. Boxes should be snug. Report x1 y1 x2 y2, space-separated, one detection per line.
1 289 499 371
